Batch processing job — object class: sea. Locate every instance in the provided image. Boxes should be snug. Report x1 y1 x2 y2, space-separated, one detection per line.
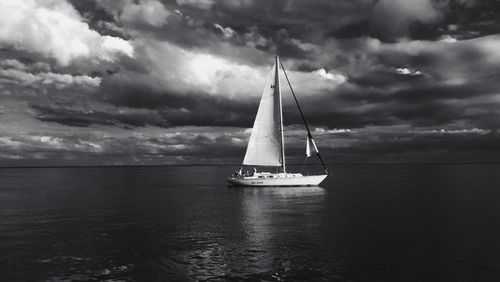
1 164 500 282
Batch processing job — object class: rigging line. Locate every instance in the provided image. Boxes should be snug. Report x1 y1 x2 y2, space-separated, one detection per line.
279 61 329 174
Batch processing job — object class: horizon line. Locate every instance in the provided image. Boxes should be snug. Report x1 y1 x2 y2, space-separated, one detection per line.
0 161 499 169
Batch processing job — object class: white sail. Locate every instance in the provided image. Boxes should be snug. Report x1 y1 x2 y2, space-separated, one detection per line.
306 137 311 157
243 61 283 166
306 136 319 157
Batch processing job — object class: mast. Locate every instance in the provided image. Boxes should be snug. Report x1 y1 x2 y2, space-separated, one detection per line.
279 61 328 175
275 56 286 173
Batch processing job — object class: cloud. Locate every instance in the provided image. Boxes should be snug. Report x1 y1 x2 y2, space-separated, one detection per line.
136 39 263 97
381 34 500 85
371 0 443 40
243 26 270 49
0 133 105 157
121 0 170 27
38 136 64 148
313 69 347 83
0 0 134 66
314 127 351 134
0 64 101 89
396 68 423 76
410 128 491 135
29 102 168 128
102 38 346 106
0 69 40 85
214 23 236 38
176 0 215 10
39 72 101 88
0 137 23 149
0 122 252 166
439 35 458 43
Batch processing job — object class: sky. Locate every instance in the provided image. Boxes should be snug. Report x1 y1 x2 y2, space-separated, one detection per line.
0 0 500 166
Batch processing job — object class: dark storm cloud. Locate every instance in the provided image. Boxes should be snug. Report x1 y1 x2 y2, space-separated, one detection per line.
260 125 499 164
28 72 259 128
75 0 367 61
29 102 168 128
339 128 500 163
289 33 500 130
101 86 257 127
348 69 424 89
442 0 500 39
164 0 500 47
162 0 367 60
332 0 500 42
300 79 500 129
29 95 256 128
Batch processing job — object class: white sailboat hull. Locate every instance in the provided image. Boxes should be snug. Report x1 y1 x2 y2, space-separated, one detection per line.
228 173 327 187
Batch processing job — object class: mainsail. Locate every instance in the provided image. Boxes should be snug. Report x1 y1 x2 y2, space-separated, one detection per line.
243 58 284 167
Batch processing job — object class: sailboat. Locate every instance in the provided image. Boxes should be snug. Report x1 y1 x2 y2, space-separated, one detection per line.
228 56 328 187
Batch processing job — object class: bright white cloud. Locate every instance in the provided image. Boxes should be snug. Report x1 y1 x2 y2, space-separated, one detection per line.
314 127 351 134
313 69 347 83
139 40 266 97
396 68 422 76
39 136 63 145
0 0 134 66
439 35 458 43
140 39 346 99
185 52 265 95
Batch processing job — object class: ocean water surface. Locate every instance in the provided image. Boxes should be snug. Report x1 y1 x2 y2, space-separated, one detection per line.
1 164 500 281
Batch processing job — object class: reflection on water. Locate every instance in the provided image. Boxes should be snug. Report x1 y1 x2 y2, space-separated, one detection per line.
239 186 326 279
239 186 326 255
168 186 327 281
